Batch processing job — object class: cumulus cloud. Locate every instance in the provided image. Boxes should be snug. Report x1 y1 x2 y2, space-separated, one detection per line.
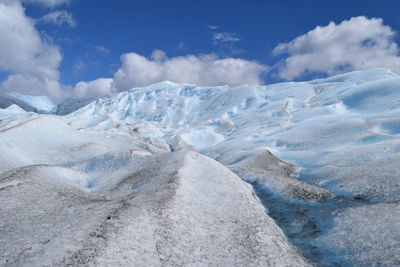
21 0 71 8
38 10 76 27
213 32 240 44
72 50 267 98
273 16 400 80
150 49 167 61
0 1 63 100
73 78 113 98
112 51 267 92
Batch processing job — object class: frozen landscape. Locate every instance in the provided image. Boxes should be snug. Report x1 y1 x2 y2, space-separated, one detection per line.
1 68 400 266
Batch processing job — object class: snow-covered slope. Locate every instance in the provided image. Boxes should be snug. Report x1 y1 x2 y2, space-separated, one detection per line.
0 151 311 266
0 104 310 266
63 68 400 265
1 68 400 266
6 92 55 113
68 68 400 202
0 92 54 113
53 96 97 115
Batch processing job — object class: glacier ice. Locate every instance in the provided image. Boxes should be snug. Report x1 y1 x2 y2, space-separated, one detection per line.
1 68 400 265
6 92 55 113
64 69 400 202
0 92 54 113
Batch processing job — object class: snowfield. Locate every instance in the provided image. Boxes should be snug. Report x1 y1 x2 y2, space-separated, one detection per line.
0 93 54 113
0 151 310 266
1 68 400 266
0 103 310 266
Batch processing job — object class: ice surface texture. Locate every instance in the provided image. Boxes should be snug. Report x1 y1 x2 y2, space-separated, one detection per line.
66 68 400 202
0 107 310 266
1 68 400 266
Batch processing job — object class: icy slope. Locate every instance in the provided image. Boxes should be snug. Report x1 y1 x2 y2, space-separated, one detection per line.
0 108 310 266
6 93 55 113
0 141 310 265
69 150 309 266
2 68 400 266
0 92 54 113
53 97 97 115
58 68 400 266
67 68 400 202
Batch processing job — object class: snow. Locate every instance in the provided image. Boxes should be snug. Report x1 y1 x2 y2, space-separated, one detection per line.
5 92 55 112
64 69 400 203
0 107 310 266
0 146 310 266
80 151 310 266
53 97 97 115
0 104 26 116
1 68 400 265
316 203 400 266
180 126 226 150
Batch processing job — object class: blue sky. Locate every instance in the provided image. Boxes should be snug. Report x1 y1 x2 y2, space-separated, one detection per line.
1 0 400 100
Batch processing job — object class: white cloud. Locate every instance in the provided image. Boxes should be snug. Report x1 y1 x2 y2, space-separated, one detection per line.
73 78 113 98
21 0 71 8
0 1 63 100
112 50 267 92
213 32 240 43
73 50 267 98
38 10 76 27
150 49 167 61
273 16 400 80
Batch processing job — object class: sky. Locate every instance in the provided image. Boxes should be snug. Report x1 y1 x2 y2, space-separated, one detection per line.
1 0 400 102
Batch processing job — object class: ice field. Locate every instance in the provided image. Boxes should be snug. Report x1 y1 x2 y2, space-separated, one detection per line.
1 68 400 266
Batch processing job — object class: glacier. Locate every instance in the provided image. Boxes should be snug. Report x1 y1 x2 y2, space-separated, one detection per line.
0 92 54 113
1 68 400 266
